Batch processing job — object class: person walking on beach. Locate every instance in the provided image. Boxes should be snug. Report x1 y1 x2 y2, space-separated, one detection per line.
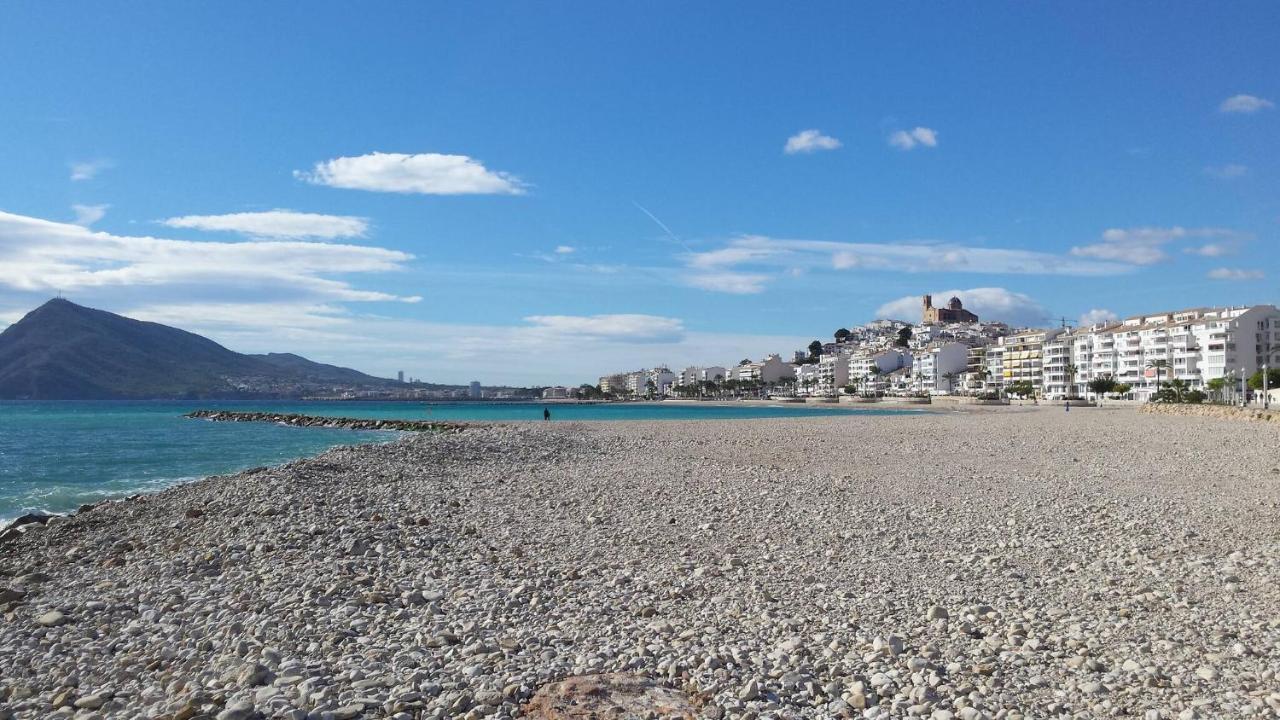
543 407 551 421
1065 399 1070 412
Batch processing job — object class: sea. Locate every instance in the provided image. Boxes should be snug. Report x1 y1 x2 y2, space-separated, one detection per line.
0 399 910 522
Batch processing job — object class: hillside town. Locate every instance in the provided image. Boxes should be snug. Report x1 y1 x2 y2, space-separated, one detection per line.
564 295 1280 405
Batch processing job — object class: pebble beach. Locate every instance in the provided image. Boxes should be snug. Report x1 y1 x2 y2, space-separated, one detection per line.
3 406 1280 720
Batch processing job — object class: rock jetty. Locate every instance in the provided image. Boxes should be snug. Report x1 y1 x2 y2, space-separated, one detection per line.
1141 402 1280 424
186 409 476 432
3 407 1280 718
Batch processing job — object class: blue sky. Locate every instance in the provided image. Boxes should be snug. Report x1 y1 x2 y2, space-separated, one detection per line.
1 2 1276 384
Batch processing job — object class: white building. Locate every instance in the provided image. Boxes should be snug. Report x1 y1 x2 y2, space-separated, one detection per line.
847 348 912 395
1064 305 1280 400
910 342 970 394
816 350 851 395
731 354 797 385
680 365 727 387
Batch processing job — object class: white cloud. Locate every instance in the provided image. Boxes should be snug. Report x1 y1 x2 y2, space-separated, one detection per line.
888 127 938 151
876 287 1050 327
784 129 842 155
110 301 810 386
684 234 1129 282
296 152 526 195
1207 267 1264 281
1071 226 1242 266
554 245 575 255
71 204 109 227
1219 94 1274 114
522 314 684 344
1078 308 1119 327
160 210 369 240
1204 164 1248 179
69 160 111 181
1184 242 1233 257
683 271 771 295
0 210 415 304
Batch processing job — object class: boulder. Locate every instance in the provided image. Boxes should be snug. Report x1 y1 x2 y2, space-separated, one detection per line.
523 674 696 719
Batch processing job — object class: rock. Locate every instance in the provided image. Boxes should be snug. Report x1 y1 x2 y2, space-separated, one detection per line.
927 605 949 620
2 512 56 532
0 588 26 604
73 693 109 710
1195 667 1220 681
524 674 696 718
237 662 273 687
36 610 67 627
738 678 761 701
216 700 254 720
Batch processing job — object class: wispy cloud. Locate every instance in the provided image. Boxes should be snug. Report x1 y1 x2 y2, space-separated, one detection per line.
1203 163 1248 180
0 210 416 305
1184 242 1235 258
683 234 1128 293
71 204 109 227
160 210 369 240
296 152 526 195
1078 308 1119 327
1207 267 1264 281
69 159 111 181
1219 94 1274 114
1070 226 1243 266
112 302 809 386
554 245 575 255
888 127 938 151
876 287 1049 327
683 271 771 295
523 314 684 343
784 129 841 155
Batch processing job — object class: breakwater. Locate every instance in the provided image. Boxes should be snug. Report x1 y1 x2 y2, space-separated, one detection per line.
1140 402 1280 424
185 409 476 432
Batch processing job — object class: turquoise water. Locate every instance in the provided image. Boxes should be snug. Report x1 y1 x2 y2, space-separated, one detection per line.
0 400 908 521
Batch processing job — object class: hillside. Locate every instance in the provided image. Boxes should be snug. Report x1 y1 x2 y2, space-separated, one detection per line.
0 299 395 399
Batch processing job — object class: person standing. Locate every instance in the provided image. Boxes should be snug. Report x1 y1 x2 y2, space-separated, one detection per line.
543 407 551 421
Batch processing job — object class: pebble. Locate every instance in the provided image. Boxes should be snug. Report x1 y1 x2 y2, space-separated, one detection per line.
1 412 1278 719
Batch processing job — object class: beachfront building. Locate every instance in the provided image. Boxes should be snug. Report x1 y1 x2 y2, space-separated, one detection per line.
679 365 727 387
794 362 822 396
597 373 629 394
997 329 1063 396
731 354 797 385
910 342 970 394
983 344 1006 395
960 345 990 395
1061 305 1280 400
542 386 576 399
815 350 851 395
848 348 912 395
469 381 482 399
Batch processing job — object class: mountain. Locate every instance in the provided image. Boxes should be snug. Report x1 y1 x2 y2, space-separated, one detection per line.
0 299 396 399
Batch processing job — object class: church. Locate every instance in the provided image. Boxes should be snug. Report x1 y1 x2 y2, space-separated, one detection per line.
922 294 979 324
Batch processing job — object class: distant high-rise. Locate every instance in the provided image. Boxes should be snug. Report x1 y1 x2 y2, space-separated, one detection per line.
397 370 404 383
469 381 482 399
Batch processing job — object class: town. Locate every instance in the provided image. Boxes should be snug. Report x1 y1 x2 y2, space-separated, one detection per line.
568 295 1280 405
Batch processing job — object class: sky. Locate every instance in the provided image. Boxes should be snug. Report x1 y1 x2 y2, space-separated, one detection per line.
0 2 1277 385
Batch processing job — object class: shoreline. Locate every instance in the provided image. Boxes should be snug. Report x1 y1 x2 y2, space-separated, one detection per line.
4 407 1279 718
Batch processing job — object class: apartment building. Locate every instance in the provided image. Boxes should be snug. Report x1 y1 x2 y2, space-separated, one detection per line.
1055 305 1280 400
679 365 727 387
847 348 912 394
910 342 970 394
999 329 1064 395
730 354 797 385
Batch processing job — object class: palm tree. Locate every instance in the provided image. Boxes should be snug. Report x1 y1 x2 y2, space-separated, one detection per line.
941 372 959 394
1146 359 1169 401
868 367 883 396
1064 362 1078 399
